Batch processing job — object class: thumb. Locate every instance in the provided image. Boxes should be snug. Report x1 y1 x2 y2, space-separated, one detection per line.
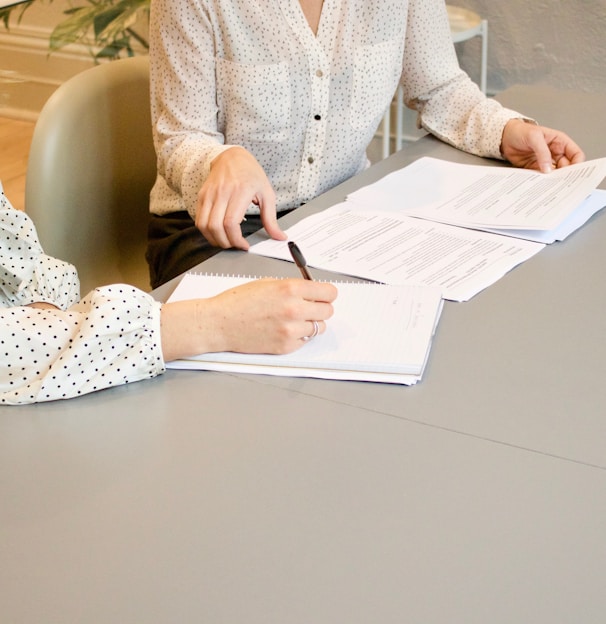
258 196 287 242
528 130 554 173
262 212 288 242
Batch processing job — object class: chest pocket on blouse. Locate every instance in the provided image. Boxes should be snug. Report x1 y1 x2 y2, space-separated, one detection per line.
350 39 401 131
216 58 291 143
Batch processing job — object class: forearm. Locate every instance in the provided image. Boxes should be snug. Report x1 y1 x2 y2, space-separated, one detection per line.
417 83 528 160
160 299 225 362
403 0 529 159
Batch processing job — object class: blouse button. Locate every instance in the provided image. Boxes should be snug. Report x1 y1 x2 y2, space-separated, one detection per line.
307 156 315 164
314 114 321 121
315 69 324 78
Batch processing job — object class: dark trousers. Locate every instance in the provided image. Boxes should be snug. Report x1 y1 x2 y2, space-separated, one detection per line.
146 211 265 289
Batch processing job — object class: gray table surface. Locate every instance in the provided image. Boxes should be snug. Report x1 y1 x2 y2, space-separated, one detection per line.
2 86 605 623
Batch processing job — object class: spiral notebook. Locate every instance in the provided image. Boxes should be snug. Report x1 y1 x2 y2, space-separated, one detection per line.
166 273 444 385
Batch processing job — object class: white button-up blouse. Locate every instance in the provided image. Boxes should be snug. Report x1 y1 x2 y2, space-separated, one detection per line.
149 0 524 219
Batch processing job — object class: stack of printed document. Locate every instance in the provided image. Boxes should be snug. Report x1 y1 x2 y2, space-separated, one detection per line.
166 273 444 385
346 156 606 244
250 157 606 301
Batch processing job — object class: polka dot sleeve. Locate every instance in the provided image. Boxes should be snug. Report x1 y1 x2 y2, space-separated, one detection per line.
0 285 165 405
0 199 79 310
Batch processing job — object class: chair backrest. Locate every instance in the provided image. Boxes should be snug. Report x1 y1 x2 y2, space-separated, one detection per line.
25 55 155 294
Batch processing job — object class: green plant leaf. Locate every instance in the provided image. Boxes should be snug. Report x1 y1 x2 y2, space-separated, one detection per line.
93 5 140 43
48 0 149 56
0 1 35 29
49 5 104 50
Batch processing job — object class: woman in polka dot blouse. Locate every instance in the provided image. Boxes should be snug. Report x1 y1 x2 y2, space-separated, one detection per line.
146 0 584 288
0 190 336 405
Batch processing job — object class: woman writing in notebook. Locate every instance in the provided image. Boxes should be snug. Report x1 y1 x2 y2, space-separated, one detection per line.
146 0 585 288
0 191 336 405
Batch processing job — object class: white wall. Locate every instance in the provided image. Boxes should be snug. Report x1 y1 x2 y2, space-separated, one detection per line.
453 0 606 94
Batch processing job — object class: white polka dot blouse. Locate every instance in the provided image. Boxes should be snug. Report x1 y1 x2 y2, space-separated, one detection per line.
1 193 165 405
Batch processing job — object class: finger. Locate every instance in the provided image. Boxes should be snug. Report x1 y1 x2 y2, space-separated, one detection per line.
299 281 339 305
568 150 586 165
528 129 555 173
262 216 287 242
257 191 287 242
195 195 222 248
564 141 585 165
222 197 252 250
205 192 250 249
301 299 335 323
300 319 325 341
552 143 583 168
543 128 585 168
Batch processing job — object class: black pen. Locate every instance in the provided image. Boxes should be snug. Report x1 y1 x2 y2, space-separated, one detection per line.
288 241 314 281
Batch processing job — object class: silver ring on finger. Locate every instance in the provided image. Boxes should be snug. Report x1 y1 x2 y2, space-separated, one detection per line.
301 320 319 342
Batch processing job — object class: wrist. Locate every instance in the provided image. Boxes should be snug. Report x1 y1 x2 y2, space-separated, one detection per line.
500 117 537 159
161 299 222 362
500 118 524 157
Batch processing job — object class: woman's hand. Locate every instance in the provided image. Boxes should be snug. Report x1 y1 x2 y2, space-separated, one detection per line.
195 146 287 250
501 119 585 173
160 278 338 362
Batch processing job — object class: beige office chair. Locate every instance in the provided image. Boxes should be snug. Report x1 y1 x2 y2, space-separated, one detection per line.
25 55 155 294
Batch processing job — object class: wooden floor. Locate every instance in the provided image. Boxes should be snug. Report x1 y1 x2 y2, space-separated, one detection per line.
0 116 35 211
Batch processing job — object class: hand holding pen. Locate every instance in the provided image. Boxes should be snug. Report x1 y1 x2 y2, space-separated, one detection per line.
288 241 335 341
